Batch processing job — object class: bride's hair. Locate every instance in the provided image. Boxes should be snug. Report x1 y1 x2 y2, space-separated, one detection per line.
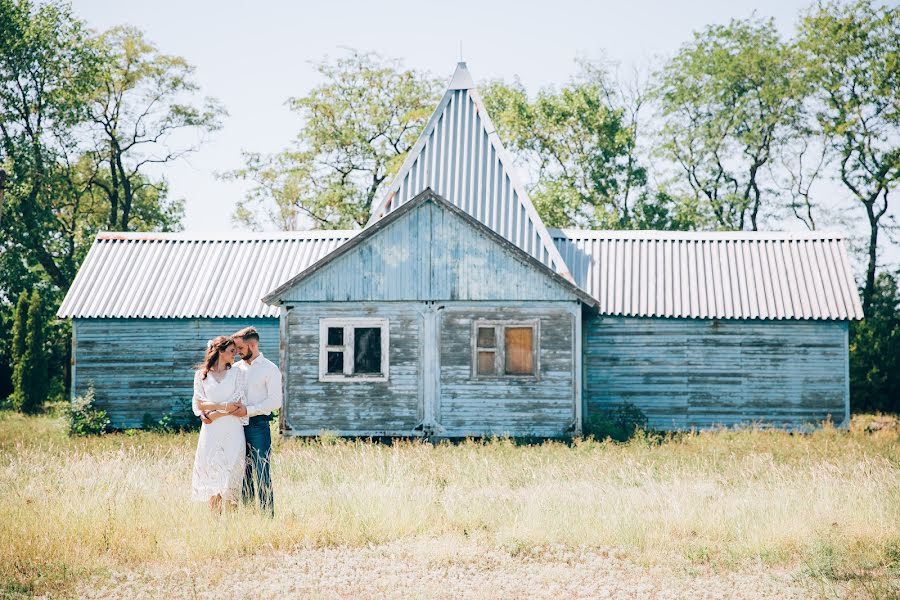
197 335 234 380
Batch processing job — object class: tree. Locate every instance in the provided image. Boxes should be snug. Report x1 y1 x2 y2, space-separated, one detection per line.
655 17 806 231
87 26 220 232
11 289 46 413
798 0 899 314
0 0 102 290
850 270 900 414
227 50 442 230
483 62 688 230
6 290 27 403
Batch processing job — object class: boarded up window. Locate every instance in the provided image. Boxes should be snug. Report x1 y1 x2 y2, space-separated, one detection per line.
476 326 497 375
472 320 538 379
354 327 382 374
505 327 534 375
477 351 496 375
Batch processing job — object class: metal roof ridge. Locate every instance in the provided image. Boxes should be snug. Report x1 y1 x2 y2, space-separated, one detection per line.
548 228 849 241
95 230 361 242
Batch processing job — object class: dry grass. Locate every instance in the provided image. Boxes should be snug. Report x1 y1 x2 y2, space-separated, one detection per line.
1 410 898 598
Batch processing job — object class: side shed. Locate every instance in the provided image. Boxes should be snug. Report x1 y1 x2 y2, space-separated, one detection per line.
57 231 354 428
553 229 863 430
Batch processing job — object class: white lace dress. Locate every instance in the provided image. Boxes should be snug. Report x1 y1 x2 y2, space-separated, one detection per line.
191 367 248 502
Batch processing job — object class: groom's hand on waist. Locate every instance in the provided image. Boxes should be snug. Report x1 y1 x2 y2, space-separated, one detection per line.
199 411 212 424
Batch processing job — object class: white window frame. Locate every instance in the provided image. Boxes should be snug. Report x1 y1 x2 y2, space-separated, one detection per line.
319 318 390 382
471 319 540 380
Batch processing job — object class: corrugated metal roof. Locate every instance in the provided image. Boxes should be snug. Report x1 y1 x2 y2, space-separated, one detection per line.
367 62 572 280
551 229 864 320
57 231 356 318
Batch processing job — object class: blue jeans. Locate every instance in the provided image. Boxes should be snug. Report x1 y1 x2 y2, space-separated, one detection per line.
243 415 273 516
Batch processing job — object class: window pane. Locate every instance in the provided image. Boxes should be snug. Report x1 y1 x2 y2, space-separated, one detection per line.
354 327 382 374
327 327 344 346
505 327 534 375
476 326 496 348
477 351 496 375
327 351 344 374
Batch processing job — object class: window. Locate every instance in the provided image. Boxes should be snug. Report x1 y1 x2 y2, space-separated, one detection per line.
319 318 389 381
472 320 539 378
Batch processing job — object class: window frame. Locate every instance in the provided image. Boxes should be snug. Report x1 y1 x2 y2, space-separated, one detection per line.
319 318 390 382
471 319 540 380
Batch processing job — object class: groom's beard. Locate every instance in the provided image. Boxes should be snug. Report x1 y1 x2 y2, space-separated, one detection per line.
242 351 253 361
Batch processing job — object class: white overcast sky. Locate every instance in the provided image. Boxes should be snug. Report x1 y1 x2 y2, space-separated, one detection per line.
68 0 897 271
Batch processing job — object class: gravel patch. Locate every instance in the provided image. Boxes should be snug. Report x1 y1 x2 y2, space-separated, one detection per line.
77 537 812 599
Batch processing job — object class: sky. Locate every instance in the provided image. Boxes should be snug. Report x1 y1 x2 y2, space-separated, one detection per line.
67 0 896 271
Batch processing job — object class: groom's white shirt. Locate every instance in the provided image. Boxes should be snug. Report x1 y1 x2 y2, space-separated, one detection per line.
235 352 282 418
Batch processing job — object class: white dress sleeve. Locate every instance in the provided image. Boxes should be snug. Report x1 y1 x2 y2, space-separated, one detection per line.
231 369 250 426
192 370 206 417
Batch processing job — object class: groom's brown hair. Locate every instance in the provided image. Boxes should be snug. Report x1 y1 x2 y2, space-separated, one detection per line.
233 326 259 342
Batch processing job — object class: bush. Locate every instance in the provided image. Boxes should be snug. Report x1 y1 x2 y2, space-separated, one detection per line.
850 270 900 414
141 405 200 433
11 290 48 414
584 402 648 442
66 388 110 436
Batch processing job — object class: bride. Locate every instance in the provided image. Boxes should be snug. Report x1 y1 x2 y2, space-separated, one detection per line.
191 335 248 511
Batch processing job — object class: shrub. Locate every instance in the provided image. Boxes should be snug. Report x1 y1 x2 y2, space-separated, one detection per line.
11 290 48 414
141 405 200 433
66 388 110 436
584 402 648 442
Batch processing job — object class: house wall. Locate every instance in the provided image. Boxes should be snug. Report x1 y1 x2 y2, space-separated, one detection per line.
582 314 849 430
280 301 579 438
282 303 422 435
277 200 577 303
438 303 578 437
72 318 279 428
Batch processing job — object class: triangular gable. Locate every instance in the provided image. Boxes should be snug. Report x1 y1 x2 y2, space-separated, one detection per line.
366 62 572 281
264 189 595 306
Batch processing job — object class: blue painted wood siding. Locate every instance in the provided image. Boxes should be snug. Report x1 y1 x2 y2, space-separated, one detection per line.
438 303 578 437
282 303 422 435
582 315 849 430
72 318 279 428
278 200 577 303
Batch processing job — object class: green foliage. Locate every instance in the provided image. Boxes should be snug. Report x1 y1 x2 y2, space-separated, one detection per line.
850 271 900 414
141 405 199 433
11 290 47 413
87 25 220 232
584 402 648 442
65 387 110 436
797 0 900 313
227 49 442 230
483 63 681 230
655 16 806 231
10 291 27 371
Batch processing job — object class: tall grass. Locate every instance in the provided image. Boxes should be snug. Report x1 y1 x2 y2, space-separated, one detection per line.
1 410 898 596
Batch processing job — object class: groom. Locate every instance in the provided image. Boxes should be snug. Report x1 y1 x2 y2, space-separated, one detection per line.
231 326 282 516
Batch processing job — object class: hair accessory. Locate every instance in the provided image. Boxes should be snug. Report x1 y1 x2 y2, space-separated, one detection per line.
207 338 214 350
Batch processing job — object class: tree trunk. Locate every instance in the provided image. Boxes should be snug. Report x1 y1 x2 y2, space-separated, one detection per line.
108 139 120 229
862 202 878 316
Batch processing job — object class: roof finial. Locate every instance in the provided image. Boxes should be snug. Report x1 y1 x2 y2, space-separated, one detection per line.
448 60 474 90
459 40 463 62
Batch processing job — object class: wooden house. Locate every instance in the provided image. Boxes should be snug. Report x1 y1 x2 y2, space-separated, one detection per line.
58 63 863 434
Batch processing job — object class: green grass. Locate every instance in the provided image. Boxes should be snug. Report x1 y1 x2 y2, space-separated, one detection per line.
1 409 898 597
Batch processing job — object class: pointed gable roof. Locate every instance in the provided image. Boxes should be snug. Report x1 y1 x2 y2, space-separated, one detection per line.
367 62 572 280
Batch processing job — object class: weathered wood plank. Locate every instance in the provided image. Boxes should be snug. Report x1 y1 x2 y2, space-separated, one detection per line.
582 315 849 430
73 318 279 428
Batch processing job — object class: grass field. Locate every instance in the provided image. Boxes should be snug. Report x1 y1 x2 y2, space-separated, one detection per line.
1 409 898 598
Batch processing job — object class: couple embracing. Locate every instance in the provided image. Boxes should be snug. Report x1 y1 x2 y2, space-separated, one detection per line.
190 327 282 516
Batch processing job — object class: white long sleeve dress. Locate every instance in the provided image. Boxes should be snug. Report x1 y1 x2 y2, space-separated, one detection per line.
191 367 248 502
